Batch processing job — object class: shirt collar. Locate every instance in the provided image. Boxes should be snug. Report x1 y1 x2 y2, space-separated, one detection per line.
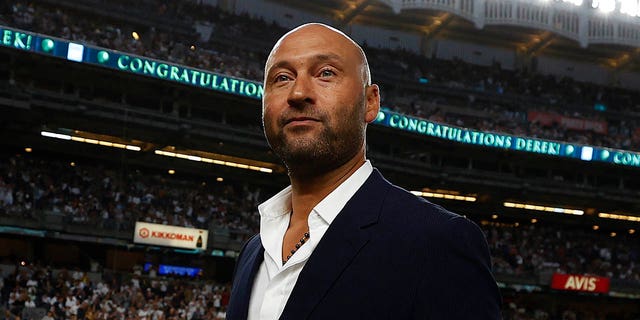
258 160 373 223
313 160 373 225
257 160 373 266
257 185 292 219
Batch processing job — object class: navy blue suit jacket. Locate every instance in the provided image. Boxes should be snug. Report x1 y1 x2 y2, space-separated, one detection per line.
227 169 502 319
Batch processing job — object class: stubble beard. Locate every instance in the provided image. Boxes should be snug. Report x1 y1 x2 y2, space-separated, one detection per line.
266 102 366 177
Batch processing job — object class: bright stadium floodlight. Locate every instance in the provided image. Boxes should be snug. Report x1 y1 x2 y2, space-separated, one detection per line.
410 190 477 202
598 212 640 222
503 201 584 215
154 149 274 173
592 0 617 13
41 130 141 151
41 131 71 140
564 0 584 6
620 0 640 16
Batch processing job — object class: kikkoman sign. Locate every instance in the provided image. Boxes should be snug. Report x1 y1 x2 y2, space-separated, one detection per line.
134 221 208 250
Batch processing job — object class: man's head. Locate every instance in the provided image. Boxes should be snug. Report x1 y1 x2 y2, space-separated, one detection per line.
262 23 380 176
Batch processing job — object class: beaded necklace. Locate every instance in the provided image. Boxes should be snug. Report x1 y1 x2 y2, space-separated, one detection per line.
283 232 310 264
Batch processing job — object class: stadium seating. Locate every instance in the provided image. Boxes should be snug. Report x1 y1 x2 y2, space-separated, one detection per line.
1 0 640 318
0 262 230 320
2 154 638 284
1 0 639 151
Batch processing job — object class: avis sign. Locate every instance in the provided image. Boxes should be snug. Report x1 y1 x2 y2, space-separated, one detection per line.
550 273 610 293
134 222 208 250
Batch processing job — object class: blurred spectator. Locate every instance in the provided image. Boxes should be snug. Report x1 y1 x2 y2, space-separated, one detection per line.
483 222 640 283
1 154 638 285
0 154 265 239
1 0 639 151
0 262 231 320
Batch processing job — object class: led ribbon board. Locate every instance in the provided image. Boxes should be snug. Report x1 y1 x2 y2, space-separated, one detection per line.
0 26 263 99
3 25 640 168
374 109 640 168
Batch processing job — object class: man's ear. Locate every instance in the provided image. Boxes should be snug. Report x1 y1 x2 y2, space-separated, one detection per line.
364 84 380 123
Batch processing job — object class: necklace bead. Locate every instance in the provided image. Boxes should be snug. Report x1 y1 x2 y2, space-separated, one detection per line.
283 231 311 264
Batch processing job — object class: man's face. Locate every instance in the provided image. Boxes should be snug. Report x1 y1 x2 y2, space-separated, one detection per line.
262 25 378 174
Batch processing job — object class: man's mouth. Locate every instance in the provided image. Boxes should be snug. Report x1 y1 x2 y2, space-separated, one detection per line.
285 117 320 125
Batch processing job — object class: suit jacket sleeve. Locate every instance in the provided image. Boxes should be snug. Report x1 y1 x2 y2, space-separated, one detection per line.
226 234 262 320
412 215 502 319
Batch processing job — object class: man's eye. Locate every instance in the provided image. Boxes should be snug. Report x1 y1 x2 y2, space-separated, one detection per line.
319 69 335 77
274 74 291 82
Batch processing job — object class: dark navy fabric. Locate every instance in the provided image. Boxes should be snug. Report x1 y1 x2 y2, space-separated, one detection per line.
226 169 501 319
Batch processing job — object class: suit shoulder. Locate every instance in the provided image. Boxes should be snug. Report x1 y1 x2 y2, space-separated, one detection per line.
384 182 460 221
236 234 261 263
242 234 261 252
379 181 484 237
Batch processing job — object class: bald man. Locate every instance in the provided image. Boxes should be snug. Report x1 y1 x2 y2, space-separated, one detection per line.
227 23 502 319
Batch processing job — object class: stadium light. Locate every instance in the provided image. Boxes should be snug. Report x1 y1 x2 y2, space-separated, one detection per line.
154 150 273 173
41 131 141 151
410 190 476 202
503 201 584 215
598 212 640 222
41 131 71 140
592 0 616 13
562 0 584 6
540 0 583 5
620 0 640 16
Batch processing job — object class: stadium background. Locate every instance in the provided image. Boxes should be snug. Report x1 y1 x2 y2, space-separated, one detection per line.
1 0 640 318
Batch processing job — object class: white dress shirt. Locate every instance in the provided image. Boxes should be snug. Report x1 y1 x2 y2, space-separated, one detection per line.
247 161 373 320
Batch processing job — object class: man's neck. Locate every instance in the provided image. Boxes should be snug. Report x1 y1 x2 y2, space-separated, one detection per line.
287 152 366 225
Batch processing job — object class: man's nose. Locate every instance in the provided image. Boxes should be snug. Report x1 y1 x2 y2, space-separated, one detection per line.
287 75 315 108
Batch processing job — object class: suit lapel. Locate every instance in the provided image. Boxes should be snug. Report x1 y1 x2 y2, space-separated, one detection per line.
227 235 264 320
279 170 390 319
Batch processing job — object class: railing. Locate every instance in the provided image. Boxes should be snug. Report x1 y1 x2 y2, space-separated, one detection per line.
384 0 640 47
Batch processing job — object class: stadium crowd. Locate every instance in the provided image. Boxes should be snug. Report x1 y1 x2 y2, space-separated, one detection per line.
1 154 639 287
1 0 640 151
0 261 618 320
0 262 230 320
486 222 640 283
2 1 640 319
0 154 264 239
